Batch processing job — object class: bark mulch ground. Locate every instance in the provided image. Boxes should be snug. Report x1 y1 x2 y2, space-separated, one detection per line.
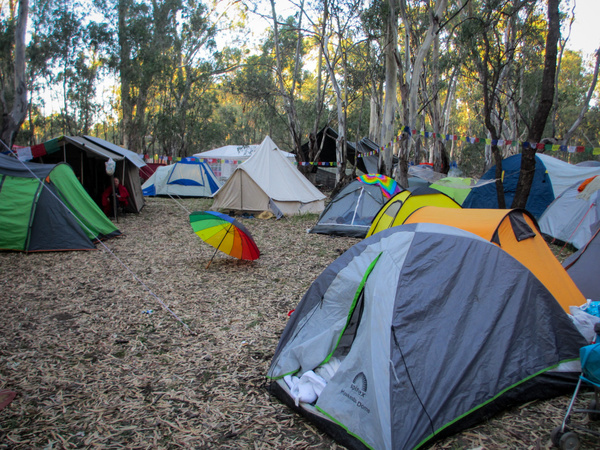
0 197 598 449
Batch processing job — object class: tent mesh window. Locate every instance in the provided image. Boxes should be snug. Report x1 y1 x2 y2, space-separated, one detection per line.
333 289 366 359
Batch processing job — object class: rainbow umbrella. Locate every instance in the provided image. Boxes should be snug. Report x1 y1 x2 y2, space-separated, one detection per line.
189 211 260 268
357 174 402 199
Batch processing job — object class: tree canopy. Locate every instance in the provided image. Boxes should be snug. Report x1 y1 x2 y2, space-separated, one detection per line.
1 0 599 184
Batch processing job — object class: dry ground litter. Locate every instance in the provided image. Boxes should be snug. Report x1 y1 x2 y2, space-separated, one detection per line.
0 197 598 449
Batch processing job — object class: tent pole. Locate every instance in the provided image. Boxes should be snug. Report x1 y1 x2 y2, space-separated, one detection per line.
110 174 117 220
121 163 126 218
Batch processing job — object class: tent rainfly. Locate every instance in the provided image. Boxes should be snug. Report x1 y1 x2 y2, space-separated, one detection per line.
538 176 600 250
309 175 401 238
366 187 461 237
193 144 295 183
25 135 147 213
429 177 476 205
403 206 586 313
563 221 600 302
462 154 600 219
0 153 121 252
267 223 586 450
211 136 326 216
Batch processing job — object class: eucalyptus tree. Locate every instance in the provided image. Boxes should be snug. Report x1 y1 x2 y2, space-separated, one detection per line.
359 0 450 183
455 0 543 207
313 0 367 184
0 0 29 148
23 0 104 139
390 0 448 188
556 49 600 146
379 0 398 178
92 0 226 156
222 12 313 153
512 0 560 209
269 0 305 156
358 3 386 143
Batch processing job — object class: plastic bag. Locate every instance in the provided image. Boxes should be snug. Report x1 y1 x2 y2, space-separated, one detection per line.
581 299 600 317
570 304 600 343
105 158 116 176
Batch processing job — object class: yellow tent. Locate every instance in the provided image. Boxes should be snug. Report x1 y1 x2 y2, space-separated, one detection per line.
404 206 585 313
366 187 461 237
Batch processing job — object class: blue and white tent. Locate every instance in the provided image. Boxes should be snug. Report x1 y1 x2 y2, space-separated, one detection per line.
463 154 600 218
142 158 221 197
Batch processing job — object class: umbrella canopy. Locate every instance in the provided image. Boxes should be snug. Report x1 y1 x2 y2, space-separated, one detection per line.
357 173 402 199
190 211 260 267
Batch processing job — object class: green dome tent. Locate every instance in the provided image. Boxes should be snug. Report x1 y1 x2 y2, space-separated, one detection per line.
0 153 121 252
429 176 475 205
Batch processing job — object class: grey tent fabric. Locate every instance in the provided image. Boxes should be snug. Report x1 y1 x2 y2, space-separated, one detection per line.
268 223 586 450
563 221 600 301
309 180 393 237
539 178 600 250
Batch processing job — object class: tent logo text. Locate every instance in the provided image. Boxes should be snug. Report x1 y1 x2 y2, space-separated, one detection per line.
351 372 368 397
339 372 371 414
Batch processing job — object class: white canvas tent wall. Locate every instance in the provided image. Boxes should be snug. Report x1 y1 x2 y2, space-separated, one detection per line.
142 158 221 197
193 144 295 183
211 136 325 216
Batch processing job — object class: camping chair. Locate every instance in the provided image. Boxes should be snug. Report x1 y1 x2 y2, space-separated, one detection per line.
551 322 600 449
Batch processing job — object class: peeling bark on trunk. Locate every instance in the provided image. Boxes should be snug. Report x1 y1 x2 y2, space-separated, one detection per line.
1 0 28 148
379 0 399 177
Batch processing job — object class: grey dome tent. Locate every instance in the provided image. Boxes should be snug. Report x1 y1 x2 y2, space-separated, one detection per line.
563 221 600 301
539 177 600 250
267 223 586 450
309 176 402 238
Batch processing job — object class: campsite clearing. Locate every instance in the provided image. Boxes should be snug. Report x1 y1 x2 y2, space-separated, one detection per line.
0 197 598 449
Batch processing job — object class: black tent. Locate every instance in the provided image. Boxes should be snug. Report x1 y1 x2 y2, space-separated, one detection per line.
300 127 368 174
30 136 146 213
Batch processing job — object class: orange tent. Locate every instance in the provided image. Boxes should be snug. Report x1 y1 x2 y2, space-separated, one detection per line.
404 206 585 313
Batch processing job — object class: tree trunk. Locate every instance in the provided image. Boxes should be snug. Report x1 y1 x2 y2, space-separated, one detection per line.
119 0 133 150
270 0 303 157
379 0 398 177
512 0 559 209
396 0 448 184
323 41 347 184
1 0 29 148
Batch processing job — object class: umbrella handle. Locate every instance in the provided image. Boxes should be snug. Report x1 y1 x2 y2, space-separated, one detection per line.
206 222 234 269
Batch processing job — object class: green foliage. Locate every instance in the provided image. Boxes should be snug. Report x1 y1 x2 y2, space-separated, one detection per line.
5 0 599 171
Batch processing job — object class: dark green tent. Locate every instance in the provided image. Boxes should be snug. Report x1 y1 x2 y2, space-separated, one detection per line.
0 153 121 252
